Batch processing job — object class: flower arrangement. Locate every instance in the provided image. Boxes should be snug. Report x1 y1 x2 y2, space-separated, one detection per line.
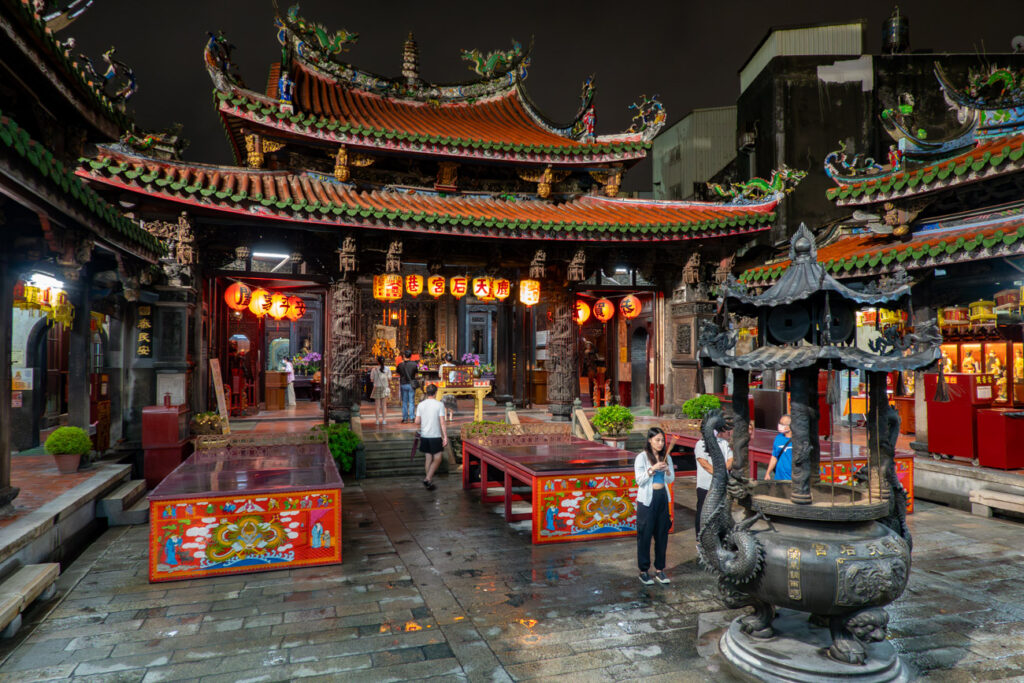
479 362 496 376
423 340 439 358
292 351 321 375
461 352 481 366
190 411 224 435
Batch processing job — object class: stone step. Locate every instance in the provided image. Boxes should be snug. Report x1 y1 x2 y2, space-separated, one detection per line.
98 479 149 526
0 563 59 638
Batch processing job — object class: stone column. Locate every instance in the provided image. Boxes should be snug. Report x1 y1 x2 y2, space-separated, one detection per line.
731 369 750 478
0 255 21 513
328 279 360 423
789 366 813 504
546 286 576 421
493 299 513 404
67 269 92 430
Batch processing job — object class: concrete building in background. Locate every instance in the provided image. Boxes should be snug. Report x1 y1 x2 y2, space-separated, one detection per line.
652 106 736 200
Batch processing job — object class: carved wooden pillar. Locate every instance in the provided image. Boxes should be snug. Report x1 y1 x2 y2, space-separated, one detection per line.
547 286 576 421
327 278 360 424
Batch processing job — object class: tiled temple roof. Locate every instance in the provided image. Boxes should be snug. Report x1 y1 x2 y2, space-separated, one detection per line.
77 148 778 242
215 81 650 166
826 133 1024 206
738 207 1024 284
1 0 133 134
0 112 163 256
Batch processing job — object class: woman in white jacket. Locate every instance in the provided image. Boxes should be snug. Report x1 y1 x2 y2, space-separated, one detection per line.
634 427 675 585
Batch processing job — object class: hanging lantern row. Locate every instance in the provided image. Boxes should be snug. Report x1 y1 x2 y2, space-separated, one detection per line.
12 280 75 325
372 275 522 303
224 282 306 321
578 295 643 323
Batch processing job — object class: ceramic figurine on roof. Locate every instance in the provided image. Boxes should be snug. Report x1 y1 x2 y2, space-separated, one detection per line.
936 63 1024 137
695 225 936 679
707 166 807 203
461 40 529 78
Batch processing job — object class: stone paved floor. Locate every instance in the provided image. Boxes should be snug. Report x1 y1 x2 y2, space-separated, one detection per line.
3 474 1024 682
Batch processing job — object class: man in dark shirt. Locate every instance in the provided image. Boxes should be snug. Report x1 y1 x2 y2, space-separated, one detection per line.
396 349 419 423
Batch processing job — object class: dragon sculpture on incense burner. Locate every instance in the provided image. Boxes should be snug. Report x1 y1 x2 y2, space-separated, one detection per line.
696 410 772 636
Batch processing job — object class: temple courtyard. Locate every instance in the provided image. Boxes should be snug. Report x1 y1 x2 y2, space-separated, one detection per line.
1 476 1022 682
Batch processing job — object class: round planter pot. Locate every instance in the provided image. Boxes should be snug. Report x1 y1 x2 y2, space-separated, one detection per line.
52 452 82 474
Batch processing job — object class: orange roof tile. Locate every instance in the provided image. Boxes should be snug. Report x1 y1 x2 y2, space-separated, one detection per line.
78 150 779 243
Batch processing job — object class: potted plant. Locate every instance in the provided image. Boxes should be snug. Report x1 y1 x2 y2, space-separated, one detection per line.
44 426 92 474
681 394 721 420
592 405 634 448
311 423 362 474
479 363 496 381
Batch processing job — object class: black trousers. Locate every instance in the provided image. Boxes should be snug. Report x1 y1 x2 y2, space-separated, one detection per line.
695 486 708 537
636 487 670 572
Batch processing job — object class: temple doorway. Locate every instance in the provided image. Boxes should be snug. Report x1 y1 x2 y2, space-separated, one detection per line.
630 327 650 408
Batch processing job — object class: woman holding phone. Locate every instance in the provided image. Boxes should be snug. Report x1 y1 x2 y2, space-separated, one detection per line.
634 427 676 585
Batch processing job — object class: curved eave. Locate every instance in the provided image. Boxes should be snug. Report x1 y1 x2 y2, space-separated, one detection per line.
739 221 1024 285
76 155 776 244
826 134 1024 206
216 90 650 166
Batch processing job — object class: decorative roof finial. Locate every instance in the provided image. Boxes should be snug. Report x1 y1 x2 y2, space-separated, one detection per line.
402 32 420 86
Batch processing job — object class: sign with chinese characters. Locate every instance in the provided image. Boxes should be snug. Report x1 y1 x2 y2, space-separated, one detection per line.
405 274 424 297
427 275 446 298
492 279 512 300
136 306 153 358
472 277 493 300
450 276 468 299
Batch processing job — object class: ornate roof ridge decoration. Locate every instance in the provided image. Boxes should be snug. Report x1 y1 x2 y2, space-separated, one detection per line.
207 11 661 161
723 224 911 309
825 132 1024 205
0 110 162 258
706 165 807 203
1 0 135 133
738 206 1024 285
76 148 781 243
935 62 1024 121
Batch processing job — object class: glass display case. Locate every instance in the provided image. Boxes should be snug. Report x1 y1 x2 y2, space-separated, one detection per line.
983 341 1010 404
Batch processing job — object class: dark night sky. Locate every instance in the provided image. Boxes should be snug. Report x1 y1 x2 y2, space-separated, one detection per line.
69 1 1023 190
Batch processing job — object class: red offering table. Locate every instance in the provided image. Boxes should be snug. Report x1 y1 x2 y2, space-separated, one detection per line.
976 410 1024 470
462 434 672 544
924 372 995 461
664 427 914 513
148 438 342 583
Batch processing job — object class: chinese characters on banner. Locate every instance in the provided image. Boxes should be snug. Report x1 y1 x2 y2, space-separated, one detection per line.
136 305 153 358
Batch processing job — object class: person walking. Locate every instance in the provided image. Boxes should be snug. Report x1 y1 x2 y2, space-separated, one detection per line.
415 384 447 490
765 413 793 480
694 415 734 536
634 427 676 585
282 358 296 408
396 349 419 424
369 357 391 426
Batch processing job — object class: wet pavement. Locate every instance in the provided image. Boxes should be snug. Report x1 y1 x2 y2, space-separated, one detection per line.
3 473 1024 682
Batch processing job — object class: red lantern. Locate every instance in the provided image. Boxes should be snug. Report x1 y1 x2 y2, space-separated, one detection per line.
427 275 445 298
248 288 272 317
519 279 540 307
593 298 614 322
268 293 289 320
450 276 468 299
224 282 252 311
405 274 424 298
575 300 591 325
619 294 641 319
286 296 306 321
492 279 512 300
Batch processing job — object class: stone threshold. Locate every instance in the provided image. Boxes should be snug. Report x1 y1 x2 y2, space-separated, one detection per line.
0 464 131 567
914 455 1024 515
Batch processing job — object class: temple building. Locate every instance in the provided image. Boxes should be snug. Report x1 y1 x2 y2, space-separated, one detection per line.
1 0 162 511
738 61 1024 468
72 6 793 430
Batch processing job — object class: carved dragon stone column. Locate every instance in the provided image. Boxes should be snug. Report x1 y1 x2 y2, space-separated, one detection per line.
328 278 360 424
546 286 576 421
